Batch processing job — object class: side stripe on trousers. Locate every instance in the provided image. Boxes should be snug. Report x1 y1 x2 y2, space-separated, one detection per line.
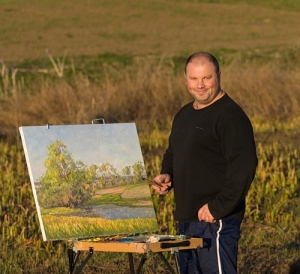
216 219 223 274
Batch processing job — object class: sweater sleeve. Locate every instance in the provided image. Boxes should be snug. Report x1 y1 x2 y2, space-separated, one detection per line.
161 140 174 177
208 114 258 220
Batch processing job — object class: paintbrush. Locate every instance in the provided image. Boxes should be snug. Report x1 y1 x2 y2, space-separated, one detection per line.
141 177 162 190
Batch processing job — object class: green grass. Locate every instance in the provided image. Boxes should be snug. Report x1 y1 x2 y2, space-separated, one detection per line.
200 0 300 11
43 215 158 240
1 130 299 272
86 193 151 207
1 0 300 64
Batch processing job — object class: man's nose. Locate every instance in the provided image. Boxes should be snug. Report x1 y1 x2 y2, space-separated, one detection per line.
197 79 205 88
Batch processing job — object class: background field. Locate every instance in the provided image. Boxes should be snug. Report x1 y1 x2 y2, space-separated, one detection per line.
1 0 300 63
0 0 300 273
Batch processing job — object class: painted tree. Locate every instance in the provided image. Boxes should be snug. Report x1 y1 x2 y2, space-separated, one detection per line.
132 161 146 184
121 165 132 184
97 162 119 188
38 140 97 208
122 166 131 176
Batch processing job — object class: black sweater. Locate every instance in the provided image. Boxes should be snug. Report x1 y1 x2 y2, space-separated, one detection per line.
161 94 258 222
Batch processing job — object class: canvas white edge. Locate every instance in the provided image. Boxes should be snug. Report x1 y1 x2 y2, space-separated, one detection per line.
19 127 47 241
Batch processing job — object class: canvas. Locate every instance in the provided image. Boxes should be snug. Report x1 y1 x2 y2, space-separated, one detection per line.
19 123 158 241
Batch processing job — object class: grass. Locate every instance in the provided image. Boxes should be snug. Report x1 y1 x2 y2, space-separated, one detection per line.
0 0 300 273
1 0 300 63
43 215 158 240
1 121 299 272
199 0 300 11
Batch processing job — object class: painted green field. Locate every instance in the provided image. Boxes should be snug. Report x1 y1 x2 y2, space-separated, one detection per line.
43 215 158 240
0 0 300 273
40 184 158 240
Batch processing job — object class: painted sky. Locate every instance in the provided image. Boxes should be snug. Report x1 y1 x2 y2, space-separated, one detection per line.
19 123 145 181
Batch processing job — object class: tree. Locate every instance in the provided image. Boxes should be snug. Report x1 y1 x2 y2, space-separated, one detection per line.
97 162 119 188
38 140 97 208
132 161 146 184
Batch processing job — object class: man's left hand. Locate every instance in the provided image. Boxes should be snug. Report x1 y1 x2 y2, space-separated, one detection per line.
198 204 216 223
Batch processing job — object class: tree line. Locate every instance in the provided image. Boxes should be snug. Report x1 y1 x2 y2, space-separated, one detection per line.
37 140 145 208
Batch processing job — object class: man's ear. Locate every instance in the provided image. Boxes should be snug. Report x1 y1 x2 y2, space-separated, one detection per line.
184 72 188 84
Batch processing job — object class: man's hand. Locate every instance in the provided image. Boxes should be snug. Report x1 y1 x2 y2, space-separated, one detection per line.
152 174 172 195
198 204 216 223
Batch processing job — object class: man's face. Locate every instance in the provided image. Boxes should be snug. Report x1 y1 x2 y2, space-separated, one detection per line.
185 61 221 108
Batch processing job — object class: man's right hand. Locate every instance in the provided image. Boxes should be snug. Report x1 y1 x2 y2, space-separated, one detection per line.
152 174 172 195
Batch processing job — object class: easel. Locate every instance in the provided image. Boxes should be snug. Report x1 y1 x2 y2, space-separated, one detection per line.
68 237 203 274
19 121 204 273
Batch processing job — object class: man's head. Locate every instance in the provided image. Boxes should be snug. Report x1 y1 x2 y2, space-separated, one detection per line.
184 52 222 109
185 52 220 75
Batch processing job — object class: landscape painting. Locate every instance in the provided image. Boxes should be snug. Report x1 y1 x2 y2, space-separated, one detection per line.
19 123 158 241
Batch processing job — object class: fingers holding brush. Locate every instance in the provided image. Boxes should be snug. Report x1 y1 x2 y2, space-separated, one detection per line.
141 175 172 195
141 177 162 190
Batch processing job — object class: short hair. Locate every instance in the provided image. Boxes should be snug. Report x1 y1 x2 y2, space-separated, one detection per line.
185 52 220 75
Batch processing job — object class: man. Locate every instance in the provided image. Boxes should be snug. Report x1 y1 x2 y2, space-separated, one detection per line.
152 52 258 274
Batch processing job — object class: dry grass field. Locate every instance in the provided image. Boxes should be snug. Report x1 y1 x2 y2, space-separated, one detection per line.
1 0 300 63
1 0 300 273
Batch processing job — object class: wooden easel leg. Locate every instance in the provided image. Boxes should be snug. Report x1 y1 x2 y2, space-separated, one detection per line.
128 253 135 274
74 247 94 274
173 250 180 274
68 248 74 274
136 253 148 274
68 248 81 274
67 247 93 274
157 252 177 274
